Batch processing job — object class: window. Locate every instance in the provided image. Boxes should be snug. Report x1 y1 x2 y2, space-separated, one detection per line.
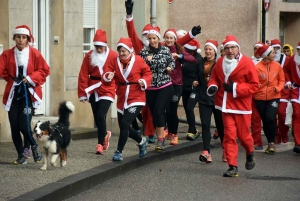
83 0 98 56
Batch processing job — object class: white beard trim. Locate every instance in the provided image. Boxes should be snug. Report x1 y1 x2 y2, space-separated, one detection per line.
274 49 281 62
223 56 238 75
14 46 29 67
90 49 106 68
142 36 149 47
295 54 300 66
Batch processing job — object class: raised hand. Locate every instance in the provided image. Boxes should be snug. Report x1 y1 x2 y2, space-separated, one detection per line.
125 0 134 16
191 25 201 36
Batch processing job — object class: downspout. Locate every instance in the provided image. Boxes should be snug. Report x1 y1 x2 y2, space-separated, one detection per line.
150 0 156 26
261 0 266 43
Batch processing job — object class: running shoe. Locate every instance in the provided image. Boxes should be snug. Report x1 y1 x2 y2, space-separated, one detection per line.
148 133 157 144
155 139 165 151
138 137 148 158
254 145 263 150
186 130 199 141
13 154 27 165
96 144 104 155
170 134 178 145
112 150 123 161
103 131 112 150
293 145 300 154
245 152 256 170
265 143 276 154
23 148 31 159
223 166 238 177
199 150 212 163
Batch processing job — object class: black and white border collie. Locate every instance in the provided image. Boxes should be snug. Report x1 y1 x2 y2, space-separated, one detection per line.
33 101 75 170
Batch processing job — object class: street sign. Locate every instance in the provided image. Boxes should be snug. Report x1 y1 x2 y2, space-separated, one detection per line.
169 0 174 4
264 0 270 11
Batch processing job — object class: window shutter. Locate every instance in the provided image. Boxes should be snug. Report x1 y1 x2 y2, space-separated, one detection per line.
83 0 96 28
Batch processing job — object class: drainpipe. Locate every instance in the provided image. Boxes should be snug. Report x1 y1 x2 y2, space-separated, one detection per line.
261 0 266 43
150 0 156 26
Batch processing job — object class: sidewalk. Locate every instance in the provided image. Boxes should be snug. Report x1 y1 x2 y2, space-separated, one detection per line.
0 123 214 201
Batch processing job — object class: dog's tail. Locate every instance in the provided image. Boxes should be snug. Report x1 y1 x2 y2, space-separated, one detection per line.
58 101 75 128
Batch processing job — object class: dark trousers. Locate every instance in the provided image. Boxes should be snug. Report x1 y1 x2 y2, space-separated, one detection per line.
181 88 199 134
117 106 143 152
255 99 280 143
199 104 215 151
90 94 111 145
8 95 36 156
131 113 143 131
213 108 224 143
146 85 174 127
166 85 182 134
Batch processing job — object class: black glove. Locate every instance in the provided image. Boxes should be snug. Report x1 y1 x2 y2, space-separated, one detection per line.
208 86 217 94
191 25 201 36
125 0 134 16
223 81 234 92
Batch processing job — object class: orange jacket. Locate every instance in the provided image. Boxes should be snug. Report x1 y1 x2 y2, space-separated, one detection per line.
254 60 285 100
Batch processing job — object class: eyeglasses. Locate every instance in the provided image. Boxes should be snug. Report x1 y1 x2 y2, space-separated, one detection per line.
224 46 237 51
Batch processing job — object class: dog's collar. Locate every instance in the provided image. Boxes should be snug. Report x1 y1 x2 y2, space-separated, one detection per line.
50 125 63 138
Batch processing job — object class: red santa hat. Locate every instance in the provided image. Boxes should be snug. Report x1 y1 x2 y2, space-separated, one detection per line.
297 41 300 49
93 29 107 46
13 25 34 43
222 35 240 49
176 29 187 37
117 37 133 53
204 40 218 53
163 28 177 40
255 44 273 59
184 39 201 53
253 41 264 48
271 39 281 48
148 26 161 39
142 24 152 35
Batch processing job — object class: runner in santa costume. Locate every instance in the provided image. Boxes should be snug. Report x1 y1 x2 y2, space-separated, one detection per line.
271 39 290 144
78 29 117 155
251 41 264 150
207 35 259 177
103 37 152 161
0 25 50 164
283 41 300 153
254 44 285 154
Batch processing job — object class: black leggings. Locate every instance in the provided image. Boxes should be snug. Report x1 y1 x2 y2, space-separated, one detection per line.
131 113 143 131
166 85 182 134
89 94 111 145
146 85 174 127
117 106 143 152
213 108 224 143
8 95 36 156
199 104 214 152
255 99 280 143
181 88 199 134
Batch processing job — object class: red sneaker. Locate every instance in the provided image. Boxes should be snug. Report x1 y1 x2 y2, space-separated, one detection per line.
103 131 112 150
95 144 104 155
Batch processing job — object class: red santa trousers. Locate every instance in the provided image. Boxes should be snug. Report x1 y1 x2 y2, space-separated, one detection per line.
251 100 262 146
142 106 155 137
276 102 289 141
292 102 300 145
222 113 254 167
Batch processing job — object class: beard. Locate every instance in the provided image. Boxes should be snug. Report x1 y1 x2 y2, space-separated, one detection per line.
274 49 281 62
142 36 149 47
15 46 29 67
223 56 238 74
90 49 106 68
295 53 300 65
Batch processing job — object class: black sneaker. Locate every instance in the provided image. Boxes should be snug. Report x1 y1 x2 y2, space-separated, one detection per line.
13 154 27 165
223 166 238 177
31 145 42 162
245 152 256 170
293 145 300 154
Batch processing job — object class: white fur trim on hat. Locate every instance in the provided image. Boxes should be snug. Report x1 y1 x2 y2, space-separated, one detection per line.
148 30 161 39
197 49 201 53
165 31 177 39
176 29 187 37
261 46 273 58
184 44 197 50
13 28 30 36
297 46 300 49
205 42 217 53
224 41 240 49
117 43 133 53
254 44 263 48
94 41 107 46
272 44 281 48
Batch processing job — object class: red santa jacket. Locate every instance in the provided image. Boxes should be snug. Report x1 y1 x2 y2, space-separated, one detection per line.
78 48 118 102
103 54 152 114
207 54 259 114
283 54 300 103
126 16 195 54
0 46 50 111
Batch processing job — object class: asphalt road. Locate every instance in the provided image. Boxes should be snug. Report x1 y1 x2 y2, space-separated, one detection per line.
65 143 300 201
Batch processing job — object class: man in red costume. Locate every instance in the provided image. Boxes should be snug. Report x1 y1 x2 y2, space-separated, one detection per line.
284 41 300 153
207 35 259 177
